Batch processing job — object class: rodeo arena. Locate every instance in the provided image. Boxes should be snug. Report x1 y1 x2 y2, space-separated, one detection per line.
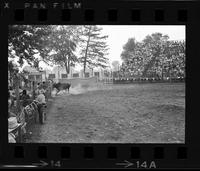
8 64 185 143
8 25 185 143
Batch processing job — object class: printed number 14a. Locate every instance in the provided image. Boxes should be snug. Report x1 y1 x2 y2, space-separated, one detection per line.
136 161 156 168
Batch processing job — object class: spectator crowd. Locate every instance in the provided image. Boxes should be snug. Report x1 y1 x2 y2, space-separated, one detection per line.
8 81 51 143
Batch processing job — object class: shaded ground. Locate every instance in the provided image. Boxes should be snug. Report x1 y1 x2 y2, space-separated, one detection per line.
26 83 185 143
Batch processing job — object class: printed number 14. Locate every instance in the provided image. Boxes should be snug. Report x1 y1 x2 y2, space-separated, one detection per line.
50 160 61 167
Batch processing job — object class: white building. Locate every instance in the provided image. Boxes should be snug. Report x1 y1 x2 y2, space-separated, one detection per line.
49 65 112 81
23 66 47 82
22 65 113 82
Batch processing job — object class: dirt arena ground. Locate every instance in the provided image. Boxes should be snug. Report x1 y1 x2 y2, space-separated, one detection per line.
26 83 185 143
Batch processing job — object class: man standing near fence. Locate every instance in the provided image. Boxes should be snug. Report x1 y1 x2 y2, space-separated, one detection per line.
42 81 49 102
36 89 46 105
35 89 47 122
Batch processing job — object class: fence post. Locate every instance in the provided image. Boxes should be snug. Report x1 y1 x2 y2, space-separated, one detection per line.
14 74 21 114
32 81 35 100
50 82 52 98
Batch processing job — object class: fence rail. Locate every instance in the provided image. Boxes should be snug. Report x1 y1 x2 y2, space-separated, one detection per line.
113 77 185 84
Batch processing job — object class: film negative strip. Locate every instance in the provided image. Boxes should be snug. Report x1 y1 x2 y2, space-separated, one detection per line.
1 0 200 169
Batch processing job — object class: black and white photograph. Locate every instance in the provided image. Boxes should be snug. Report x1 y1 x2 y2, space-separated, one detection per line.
8 25 185 143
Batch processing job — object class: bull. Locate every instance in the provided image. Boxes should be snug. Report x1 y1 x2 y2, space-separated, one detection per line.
52 82 71 95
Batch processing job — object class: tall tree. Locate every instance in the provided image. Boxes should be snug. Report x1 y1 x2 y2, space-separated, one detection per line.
46 26 81 77
121 38 137 63
121 39 145 77
142 33 169 78
79 25 109 77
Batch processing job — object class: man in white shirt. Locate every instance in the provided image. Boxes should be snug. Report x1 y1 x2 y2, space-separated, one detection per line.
36 90 46 105
35 90 47 122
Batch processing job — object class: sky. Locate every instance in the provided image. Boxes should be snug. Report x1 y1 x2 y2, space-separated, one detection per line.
18 25 185 71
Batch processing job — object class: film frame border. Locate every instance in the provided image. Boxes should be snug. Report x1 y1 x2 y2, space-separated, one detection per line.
0 0 200 169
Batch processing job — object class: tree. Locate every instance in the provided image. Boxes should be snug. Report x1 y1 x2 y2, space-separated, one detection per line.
141 33 169 78
8 61 19 87
121 38 137 63
79 25 109 77
162 40 185 80
120 33 185 80
8 25 53 69
46 26 81 77
121 38 145 77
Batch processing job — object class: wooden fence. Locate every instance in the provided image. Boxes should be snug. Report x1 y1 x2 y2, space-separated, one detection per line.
9 77 53 143
58 77 98 88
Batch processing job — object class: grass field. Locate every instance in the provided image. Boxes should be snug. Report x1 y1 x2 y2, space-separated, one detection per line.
26 83 185 143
